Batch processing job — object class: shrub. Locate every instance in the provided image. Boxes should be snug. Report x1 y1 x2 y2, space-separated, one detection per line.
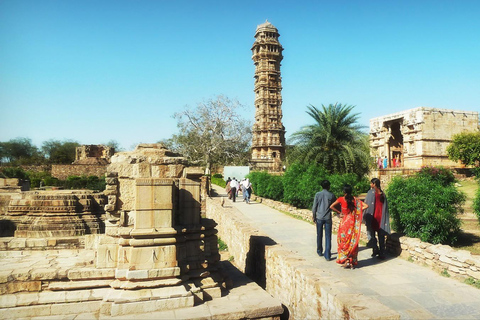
386 174 465 245
474 180 480 223
211 174 226 188
0 167 28 180
26 171 52 188
417 166 456 186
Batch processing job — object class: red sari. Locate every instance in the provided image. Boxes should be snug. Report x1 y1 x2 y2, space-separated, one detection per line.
336 197 363 266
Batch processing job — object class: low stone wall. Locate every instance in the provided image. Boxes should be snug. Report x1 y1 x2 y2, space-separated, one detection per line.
388 234 480 282
251 195 480 283
206 195 400 320
51 164 108 180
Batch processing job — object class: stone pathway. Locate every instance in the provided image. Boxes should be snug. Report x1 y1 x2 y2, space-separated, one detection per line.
214 185 480 319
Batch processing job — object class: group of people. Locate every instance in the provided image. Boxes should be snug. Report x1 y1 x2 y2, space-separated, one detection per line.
377 155 401 169
225 177 254 204
312 178 390 269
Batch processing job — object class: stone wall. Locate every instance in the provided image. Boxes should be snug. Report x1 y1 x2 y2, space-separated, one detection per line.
206 195 400 320
51 164 108 180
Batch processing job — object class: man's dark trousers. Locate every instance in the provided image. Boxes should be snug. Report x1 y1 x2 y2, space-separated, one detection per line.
316 219 332 260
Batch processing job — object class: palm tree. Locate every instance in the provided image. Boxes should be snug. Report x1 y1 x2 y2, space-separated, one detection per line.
288 103 370 175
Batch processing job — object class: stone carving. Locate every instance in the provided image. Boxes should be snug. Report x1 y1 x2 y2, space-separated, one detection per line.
4 191 105 238
96 143 224 313
250 20 286 172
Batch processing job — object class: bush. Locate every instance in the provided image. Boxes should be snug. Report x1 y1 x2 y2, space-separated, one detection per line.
64 175 105 191
417 166 456 186
0 167 28 180
386 174 465 245
211 174 226 188
474 180 480 223
26 171 52 188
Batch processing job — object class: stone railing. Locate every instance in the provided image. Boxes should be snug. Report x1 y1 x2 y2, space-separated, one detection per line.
206 195 400 319
252 195 480 283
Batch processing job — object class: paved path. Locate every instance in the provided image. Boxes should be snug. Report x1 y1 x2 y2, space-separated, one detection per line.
213 185 480 319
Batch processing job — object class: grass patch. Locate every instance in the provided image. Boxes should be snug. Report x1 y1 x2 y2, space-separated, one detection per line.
441 269 451 278
464 277 480 289
218 238 228 251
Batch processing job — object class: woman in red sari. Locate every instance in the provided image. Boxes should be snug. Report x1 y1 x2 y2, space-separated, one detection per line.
330 185 368 269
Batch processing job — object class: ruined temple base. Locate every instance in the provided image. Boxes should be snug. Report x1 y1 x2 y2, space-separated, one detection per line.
0 248 283 320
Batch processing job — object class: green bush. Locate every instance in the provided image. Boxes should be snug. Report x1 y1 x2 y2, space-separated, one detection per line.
63 175 105 191
249 163 369 209
386 172 465 245
474 180 480 223
211 174 226 188
417 166 456 186
0 167 28 180
26 171 52 188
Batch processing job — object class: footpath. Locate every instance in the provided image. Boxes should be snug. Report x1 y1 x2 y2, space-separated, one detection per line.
211 184 480 319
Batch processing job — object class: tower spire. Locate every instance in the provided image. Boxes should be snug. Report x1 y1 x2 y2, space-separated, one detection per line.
250 21 286 172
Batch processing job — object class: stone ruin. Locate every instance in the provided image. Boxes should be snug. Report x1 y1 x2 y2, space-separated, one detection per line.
0 144 284 319
93 143 225 313
74 144 115 165
370 107 479 169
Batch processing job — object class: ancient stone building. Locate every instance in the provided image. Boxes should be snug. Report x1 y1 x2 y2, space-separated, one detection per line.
74 144 114 165
250 20 286 172
370 107 479 169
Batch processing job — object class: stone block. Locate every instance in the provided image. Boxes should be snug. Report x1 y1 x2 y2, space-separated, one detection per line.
31 268 58 280
16 292 39 307
148 267 181 279
110 300 157 317
126 269 149 280
0 293 17 308
67 268 115 280
50 301 102 316
0 271 13 283
65 289 93 302
0 304 51 319
38 291 66 304
96 244 118 269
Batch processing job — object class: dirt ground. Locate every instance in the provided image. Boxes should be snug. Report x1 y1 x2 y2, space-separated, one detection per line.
454 179 480 255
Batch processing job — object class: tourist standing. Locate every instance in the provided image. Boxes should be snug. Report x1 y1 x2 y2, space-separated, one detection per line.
229 178 238 202
312 180 336 261
363 178 391 259
377 156 383 169
383 156 388 169
330 185 368 269
225 177 232 199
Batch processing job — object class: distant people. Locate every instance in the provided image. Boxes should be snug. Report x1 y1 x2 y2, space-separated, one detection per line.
383 156 388 169
330 184 368 269
229 178 238 202
396 155 401 167
312 180 336 261
392 156 397 168
225 177 232 199
242 178 253 204
363 178 391 259
377 156 383 169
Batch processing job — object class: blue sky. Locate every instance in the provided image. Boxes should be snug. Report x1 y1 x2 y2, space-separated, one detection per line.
1 0 479 151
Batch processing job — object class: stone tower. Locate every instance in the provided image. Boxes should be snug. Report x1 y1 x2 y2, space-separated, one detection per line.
250 20 286 172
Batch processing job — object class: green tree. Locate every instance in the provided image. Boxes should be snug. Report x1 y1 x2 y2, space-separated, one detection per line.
171 95 251 174
41 139 80 164
288 103 370 176
0 138 43 165
446 131 480 167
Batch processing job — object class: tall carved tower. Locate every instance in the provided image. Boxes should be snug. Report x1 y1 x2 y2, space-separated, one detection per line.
250 20 286 172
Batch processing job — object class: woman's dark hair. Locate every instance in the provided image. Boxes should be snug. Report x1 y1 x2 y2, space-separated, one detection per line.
371 178 385 202
343 184 355 212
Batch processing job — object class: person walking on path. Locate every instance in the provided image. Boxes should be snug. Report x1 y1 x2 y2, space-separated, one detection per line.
330 184 368 269
242 178 254 204
225 177 232 199
312 180 336 261
363 178 391 259
229 178 239 202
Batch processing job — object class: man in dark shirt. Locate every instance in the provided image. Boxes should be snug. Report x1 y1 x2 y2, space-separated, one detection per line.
312 180 336 261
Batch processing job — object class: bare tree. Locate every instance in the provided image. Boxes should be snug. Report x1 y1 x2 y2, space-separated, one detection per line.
171 95 251 174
